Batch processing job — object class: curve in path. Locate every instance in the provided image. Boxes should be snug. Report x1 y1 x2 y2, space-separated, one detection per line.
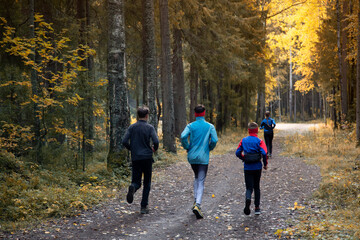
6 124 321 240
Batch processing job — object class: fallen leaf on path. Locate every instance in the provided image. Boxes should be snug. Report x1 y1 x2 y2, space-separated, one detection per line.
287 202 305 210
245 227 249 232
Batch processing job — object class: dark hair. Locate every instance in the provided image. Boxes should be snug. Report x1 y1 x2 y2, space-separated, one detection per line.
137 106 149 118
194 104 205 113
265 111 270 117
248 122 258 129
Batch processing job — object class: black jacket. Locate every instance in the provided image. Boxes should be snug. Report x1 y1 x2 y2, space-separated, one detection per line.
122 120 159 161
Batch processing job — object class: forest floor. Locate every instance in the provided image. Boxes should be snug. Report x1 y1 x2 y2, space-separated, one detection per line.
3 124 321 240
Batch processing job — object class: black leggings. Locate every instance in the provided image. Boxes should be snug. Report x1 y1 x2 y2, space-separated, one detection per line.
244 169 262 207
264 132 274 155
131 159 153 207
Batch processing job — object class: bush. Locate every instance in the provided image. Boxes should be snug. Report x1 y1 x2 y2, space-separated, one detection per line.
0 151 21 173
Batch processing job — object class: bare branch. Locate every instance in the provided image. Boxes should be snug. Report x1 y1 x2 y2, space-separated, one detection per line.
267 0 307 19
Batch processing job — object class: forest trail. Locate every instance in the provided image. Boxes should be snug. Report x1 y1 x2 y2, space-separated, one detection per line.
5 123 321 240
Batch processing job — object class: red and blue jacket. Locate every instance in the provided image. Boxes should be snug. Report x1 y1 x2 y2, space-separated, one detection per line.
235 131 267 170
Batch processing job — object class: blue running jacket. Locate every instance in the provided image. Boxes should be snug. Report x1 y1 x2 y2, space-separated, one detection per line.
181 117 218 165
236 133 267 170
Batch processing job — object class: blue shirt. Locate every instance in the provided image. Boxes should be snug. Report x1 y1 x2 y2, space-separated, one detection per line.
181 117 218 165
260 117 276 133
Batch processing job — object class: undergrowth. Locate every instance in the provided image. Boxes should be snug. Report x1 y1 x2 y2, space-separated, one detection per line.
280 123 360 239
0 150 120 232
0 127 245 233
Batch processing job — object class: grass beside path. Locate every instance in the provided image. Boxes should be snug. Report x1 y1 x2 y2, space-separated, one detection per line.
280 124 360 239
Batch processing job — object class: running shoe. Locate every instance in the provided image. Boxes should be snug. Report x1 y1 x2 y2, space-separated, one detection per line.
255 207 261 215
126 185 135 204
193 204 204 219
244 199 251 215
192 201 196 210
140 206 149 214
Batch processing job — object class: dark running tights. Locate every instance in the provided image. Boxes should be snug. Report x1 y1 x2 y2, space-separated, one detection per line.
131 159 153 208
264 132 274 155
244 169 262 207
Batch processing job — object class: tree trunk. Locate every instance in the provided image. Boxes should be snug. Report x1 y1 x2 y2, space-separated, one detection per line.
278 82 281 122
311 90 315 118
319 92 323 119
142 0 158 130
356 0 360 144
172 27 187 137
333 87 338 128
78 0 87 169
216 75 224 133
30 0 42 164
340 0 349 120
301 94 305 121
107 0 130 172
256 72 265 124
208 81 214 124
244 86 250 128
189 62 198 122
256 6 267 124
323 94 327 124
159 0 176 153
294 89 297 122
86 0 94 152
289 47 293 122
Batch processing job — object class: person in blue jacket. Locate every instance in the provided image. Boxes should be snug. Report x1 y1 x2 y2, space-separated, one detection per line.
181 104 218 219
236 122 267 215
260 111 276 157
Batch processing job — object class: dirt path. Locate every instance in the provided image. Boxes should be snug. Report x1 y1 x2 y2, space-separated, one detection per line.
5 124 321 240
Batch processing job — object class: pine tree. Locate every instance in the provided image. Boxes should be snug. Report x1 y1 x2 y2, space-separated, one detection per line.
107 0 130 172
142 0 158 130
29 0 42 163
172 27 186 137
160 0 176 152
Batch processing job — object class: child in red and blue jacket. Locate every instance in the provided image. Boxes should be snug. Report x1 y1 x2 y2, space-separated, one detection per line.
236 122 268 215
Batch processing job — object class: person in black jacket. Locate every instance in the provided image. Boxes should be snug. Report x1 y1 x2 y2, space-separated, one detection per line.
122 106 159 214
